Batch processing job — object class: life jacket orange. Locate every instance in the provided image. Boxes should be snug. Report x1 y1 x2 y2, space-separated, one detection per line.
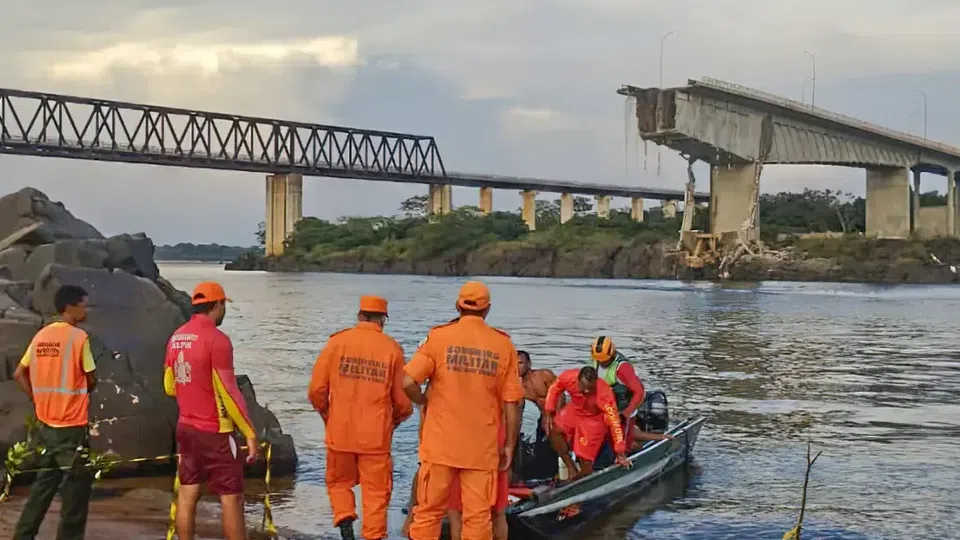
27 323 91 428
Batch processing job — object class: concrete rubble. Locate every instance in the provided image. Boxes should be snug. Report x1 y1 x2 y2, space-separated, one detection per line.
0 188 296 476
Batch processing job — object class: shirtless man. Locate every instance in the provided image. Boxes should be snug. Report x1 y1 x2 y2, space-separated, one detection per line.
518 350 556 418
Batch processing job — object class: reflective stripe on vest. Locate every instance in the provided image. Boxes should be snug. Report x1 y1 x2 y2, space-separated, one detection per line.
30 326 88 396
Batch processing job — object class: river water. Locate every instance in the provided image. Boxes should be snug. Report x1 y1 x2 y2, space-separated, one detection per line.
158 263 960 539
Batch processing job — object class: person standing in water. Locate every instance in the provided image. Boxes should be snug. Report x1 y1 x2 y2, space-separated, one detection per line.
403 281 523 540
162 282 258 540
308 295 413 540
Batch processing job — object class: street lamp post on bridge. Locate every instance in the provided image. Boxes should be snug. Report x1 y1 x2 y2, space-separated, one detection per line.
916 89 928 140
803 50 816 107
659 31 674 88
908 110 919 135
657 30 674 177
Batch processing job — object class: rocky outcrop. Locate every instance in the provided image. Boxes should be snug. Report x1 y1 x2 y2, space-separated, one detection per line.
0 188 296 476
228 238 681 280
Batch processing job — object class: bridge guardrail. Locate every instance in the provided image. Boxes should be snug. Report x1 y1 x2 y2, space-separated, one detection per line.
696 77 960 158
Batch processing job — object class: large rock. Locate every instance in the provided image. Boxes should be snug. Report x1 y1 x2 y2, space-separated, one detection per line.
0 247 29 279
18 239 109 282
0 188 297 477
0 381 32 450
0 188 102 245
0 279 33 310
104 233 160 281
155 276 192 321
0 319 40 382
237 375 297 476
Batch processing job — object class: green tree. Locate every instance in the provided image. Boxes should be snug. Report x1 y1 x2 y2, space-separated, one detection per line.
263 187 877 266
409 208 527 258
573 196 593 215
536 200 561 228
256 221 266 246
919 190 947 207
758 189 864 238
400 195 429 218
156 243 259 261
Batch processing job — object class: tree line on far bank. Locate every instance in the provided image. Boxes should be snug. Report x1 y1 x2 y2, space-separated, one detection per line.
243 188 938 263
155 243 261 261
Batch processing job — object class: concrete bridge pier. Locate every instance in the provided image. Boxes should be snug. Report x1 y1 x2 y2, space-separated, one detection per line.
913 170 960 238
948 171 957 236
596 196 612 219
865 166 911 238
709 163 758 242
521 190 537 230
560 193 574 224
911 169 921 233
661 199 678 219
479 187 493 215
429 184 452 216
631 197 644 222
264 173 303 256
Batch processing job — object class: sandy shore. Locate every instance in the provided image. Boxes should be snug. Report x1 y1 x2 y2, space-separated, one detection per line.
0 481 283 539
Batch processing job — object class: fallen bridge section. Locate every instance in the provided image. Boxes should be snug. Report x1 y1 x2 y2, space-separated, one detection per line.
619 78 960 242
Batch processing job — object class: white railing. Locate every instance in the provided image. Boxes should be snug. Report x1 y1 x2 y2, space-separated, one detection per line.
695 77 960 158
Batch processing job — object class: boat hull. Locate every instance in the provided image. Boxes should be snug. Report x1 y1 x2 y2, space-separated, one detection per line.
505 416 705 539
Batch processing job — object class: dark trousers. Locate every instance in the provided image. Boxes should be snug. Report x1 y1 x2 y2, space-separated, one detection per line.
13 424 93 540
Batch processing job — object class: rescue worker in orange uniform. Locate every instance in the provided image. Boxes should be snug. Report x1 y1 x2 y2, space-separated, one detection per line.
542 366 631 482
11 285 97 540
163 281 259 540
403 281 524 540
308 295 413 540
446 414 509 540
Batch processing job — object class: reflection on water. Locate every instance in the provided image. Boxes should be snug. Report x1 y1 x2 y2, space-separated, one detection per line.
155 265 960 539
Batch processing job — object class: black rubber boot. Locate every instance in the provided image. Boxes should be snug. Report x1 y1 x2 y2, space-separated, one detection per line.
337 517 356 540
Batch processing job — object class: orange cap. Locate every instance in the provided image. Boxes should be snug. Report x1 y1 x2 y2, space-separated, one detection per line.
456 280 490 311
359 295 388 315
191 282 231 305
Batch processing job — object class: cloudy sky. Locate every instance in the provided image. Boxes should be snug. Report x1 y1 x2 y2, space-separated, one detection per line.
2 1 960 245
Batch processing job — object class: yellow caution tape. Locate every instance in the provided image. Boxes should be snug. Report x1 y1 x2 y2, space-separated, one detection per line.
4 440 278 538
0 471 12 506
5 451 173 477
166 457 180 540
261 442 277 536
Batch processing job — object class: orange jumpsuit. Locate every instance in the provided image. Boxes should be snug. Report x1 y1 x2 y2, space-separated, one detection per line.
405 315 524 540
308 320 413 539
545 369 626 462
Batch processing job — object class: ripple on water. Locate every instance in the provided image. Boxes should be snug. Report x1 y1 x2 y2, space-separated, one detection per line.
157 265 960 539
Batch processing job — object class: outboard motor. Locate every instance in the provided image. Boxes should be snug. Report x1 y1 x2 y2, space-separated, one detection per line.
636 390 669 433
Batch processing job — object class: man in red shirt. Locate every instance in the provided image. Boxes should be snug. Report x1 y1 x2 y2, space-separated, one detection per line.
163 281 258 540
542 366 630 482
